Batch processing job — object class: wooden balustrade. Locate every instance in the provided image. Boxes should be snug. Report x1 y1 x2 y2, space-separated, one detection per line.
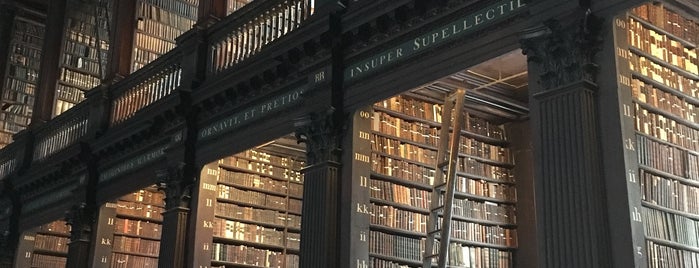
32 102 89 162
208 0 313 74
110 50 183 126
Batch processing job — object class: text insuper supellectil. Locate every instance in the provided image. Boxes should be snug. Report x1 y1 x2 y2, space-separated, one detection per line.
346 0 526 80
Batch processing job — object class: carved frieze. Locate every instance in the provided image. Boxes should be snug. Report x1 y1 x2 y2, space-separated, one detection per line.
295 108 342 165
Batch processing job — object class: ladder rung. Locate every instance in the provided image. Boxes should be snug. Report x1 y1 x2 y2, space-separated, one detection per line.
427 228 441 236
424 253 442 259
437 161 449 171
430 205 444 212
433 182 447 190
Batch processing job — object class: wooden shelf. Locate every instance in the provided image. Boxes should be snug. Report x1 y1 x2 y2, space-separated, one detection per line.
371 131 515 168
372 106 509 146
116 212 163 224
369 224 426 238
629 46 699 81
368 253 422 267
448 238 516 251
369 172 517 205
634 100 699 129
214 214 290 231
641 201 699 221
32 248 67 258
628 14 697 49
210 260 275 268
230 155 304 171
217 180 294 199
631 71 699 107
369 197 429 214
111 250 159 259
216 197 300 216
450 214 517 228
646 236 699 253
113 232 160 241
219 163 301 184
212 236 286 251
634 131 699 157
639 164 699 189
35 230 70 238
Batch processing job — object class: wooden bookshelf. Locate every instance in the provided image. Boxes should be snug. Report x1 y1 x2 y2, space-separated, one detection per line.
131 0 198 72
13 220 71 268
615 3 699 267
207 147 304 268
364 95 519 267
0 16 44 147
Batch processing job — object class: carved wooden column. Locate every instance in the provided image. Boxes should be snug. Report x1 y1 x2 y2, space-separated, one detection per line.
31 0 67 124
296 111 342 268
0 188 18 268
157 163 193 268
106 0 136 80
64 201 95 268
520 10 612 268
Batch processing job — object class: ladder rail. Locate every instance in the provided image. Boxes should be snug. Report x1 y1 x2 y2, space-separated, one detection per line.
422 88 466 268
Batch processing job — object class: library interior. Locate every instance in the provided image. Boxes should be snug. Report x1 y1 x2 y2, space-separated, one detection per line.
0 0 697 267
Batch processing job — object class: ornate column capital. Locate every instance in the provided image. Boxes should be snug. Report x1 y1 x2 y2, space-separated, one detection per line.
295 108 342 165
520 9 604 90
156 162 193 210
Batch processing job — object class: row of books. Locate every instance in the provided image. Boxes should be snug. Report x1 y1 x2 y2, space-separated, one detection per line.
218 184 301 213
446 243 512 268
374 97 507 140
219 169 303 197
215 202 302 229
646 240 699 268
116 200 165 221
5 77 37 95
33 234 69 252
436 220 517 247
213 218 286 247
371 133 512 164
55 96 80 115
113 235 161 256
369 257 414 268
642 207 698 247
211 243 288 267
641 171 699 215
632 79 698 124
114 219 162 239
7 65 39 82
142 0 198 19
373 111 441 147
65 28 109 49
630 53 698 91
370 179 431 210
56 84 85 104
31 254 67 268
635 105 699 151
226 0 254 15
132 48 163 70
235 150 305 170
0 113 31 130
631 4 698 44
628 18 698 74
222 157 304 182
121 189 165 206
636 135 699 181
371 204 428 233
137 18 188 42
111 253 157 268
452 176 516 202
440 197 516 225
370 231 425 261
134 32 177 55
62 52 103 77
372 153 514 184
59 67 101 90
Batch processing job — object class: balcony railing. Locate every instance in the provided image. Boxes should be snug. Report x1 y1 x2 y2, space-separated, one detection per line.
208 0 313 74
0 142 18 180
32 102 89 161
110 49 183 126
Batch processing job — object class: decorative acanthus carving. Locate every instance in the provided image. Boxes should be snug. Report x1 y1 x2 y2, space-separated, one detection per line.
295 108 341 165
520 10 603 90
64 202 94 242
157 162 192 210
